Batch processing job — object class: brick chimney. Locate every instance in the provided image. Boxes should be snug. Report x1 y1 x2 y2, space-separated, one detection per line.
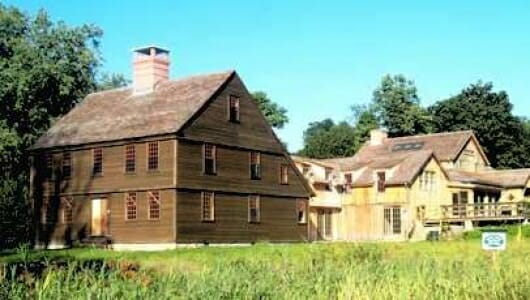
370 129 388 146
132 46 170 94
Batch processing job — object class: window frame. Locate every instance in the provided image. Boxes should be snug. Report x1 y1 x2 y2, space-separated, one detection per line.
125 192 138 221
227 95 240 123
92 148 103 176
147 141 159 171
124 144 136 173
248 195 261 223
296 198 307 224
383 206 402 235
62 152 72 180
279 163 289 185
203 143 217 175
376 171 386 193
201 191 215 222
62 197 74 224
249 151 261 180
147 191 161 220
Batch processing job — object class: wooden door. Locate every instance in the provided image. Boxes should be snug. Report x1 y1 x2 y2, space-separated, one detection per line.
91 198 108 236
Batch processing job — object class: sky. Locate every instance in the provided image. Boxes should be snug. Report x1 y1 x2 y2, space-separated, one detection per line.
7 0 530 152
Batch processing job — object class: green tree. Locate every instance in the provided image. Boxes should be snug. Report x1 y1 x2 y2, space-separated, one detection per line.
97 73 130 91
350 104 378 152
298 119 357 158
429 82 528 169
252 91 289 129
0 5 102 248
372 74 432 137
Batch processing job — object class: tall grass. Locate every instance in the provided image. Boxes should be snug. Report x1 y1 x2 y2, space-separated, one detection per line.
1 242 530 299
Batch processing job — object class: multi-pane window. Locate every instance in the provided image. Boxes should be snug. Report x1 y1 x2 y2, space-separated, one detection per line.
203 144 217 175
92 148 103 176
125 145 136 173
125 192 137 220
62 197 73 224
280 164 289 184
383 206 401 235
250 152 261 180
376 172 386 193
46 154 53 179
228 95 240 122
201 191 215 221
248 195 260 223
147 142 159 170
419 171 436 191
148 191 161 220
62 153 72 179
296 199 307 224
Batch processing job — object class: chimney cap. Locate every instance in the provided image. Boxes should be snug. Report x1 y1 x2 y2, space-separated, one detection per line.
132 45 170 56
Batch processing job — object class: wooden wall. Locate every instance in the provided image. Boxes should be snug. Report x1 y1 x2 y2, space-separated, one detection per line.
176 190 307 243
177 140 308 197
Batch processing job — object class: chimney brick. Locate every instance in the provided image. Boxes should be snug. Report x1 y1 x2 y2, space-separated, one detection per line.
132 46 170 94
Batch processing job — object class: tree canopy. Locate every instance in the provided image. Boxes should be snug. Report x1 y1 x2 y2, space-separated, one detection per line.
429 82 528 169
0 5 103 248
251 91 289 129
298 119 357 159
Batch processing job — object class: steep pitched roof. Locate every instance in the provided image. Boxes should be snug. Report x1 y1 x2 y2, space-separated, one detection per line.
31 70 235 149
447 169 530 188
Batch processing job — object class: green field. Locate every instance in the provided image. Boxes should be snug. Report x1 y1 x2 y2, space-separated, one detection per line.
1 240 530 299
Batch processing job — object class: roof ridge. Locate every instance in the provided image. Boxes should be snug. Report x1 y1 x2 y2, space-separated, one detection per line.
387 130 474 141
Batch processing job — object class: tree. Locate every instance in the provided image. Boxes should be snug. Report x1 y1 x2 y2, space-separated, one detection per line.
298 119 357 158
350 104 378 152
372 74 432 137
252 91 289 129
429 82 528 169
97 73 130 91
0 5 102 248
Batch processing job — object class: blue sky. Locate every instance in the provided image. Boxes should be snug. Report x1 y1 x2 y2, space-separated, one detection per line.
8 1 530 151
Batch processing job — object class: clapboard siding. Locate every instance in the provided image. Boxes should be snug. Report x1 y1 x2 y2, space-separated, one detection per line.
176 190 307 243
177 140 308 197
180 74 284 153
108 189 175 243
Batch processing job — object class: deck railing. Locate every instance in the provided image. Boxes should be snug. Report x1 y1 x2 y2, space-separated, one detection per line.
440 202 529 220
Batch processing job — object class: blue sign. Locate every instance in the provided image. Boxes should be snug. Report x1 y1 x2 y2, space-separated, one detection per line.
482 231 506 251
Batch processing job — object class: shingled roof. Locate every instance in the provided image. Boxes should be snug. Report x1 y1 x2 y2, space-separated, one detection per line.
31 70 235 149
447 169 530 188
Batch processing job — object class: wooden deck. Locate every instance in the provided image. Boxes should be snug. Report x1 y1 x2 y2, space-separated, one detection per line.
424 202 529 223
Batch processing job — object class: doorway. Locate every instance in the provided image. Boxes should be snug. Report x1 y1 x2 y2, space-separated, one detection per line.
91 198 109 236
316 209 333 240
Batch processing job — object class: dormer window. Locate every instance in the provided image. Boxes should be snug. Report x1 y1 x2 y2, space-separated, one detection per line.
228 95 240 122
376 171 386 193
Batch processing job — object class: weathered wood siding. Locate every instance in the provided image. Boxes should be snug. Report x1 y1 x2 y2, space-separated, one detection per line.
180 74 284 154
176 190 307 243
177 140 307 197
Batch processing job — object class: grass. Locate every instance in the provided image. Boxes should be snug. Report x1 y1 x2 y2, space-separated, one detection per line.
1 240 530 299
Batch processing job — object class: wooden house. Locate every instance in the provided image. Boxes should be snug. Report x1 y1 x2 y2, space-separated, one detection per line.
29 46 312 249
313 130 530 241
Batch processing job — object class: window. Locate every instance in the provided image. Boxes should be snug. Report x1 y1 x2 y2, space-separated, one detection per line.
344 173 352 186
296 199 307 224
148 191 161 220
125 192 137 220
383 206 401 235
45 154 53 179
248 195 260 223
280 164 289 184
325 168 332 180
42 197 52 224
250 152 261 180
125 145 136 173
201 191 215 221
302 164 310 176
62 153 71 179
62 197 73 224
203 144 217 175
376 172 386 193
228 95 240 122
92 148 103 176
147 142 159 170
419 171 436 191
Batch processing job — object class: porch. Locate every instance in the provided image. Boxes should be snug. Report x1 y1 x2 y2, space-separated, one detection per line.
423 202 529 223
